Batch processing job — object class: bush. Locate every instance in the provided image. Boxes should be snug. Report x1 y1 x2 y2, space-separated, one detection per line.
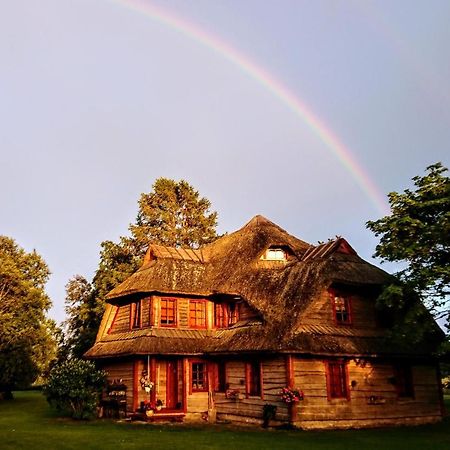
44 359 106 419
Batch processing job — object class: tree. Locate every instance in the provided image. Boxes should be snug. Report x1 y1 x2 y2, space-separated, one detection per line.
366 163 450 331
63 276 99 359
63 178 219 358
0 236 57 397
129 178 218 253
44 358 106 419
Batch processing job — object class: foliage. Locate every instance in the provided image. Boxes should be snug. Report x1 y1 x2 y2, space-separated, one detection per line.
62 276 100 359
129 178 218 252
44 358 106 419
442 376 450 389
63 178 218 358
366 163 450 332
0 236 57 397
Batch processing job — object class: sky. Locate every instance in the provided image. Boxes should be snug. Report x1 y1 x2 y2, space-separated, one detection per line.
1 0 449 324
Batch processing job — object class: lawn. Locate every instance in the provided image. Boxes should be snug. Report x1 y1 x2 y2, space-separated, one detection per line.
1 392 449 450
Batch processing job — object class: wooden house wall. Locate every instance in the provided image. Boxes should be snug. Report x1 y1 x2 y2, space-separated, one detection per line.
293 357 441 429
141 297 151 327
214 357 289 425
300 289 378 330
185 357 209 414
100 360 135 411
110 304 131 333
238 301 259 321
106 295 258 334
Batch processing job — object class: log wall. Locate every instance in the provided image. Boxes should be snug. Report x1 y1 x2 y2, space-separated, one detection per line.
301 289 378 330
107 296 260 334
214 357 289 425
99 359 135 411
99 355 441 428
293 357 441 429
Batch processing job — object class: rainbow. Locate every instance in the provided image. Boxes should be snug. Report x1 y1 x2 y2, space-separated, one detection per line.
107 0 389 214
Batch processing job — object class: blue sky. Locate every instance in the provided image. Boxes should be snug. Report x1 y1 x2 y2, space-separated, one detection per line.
1 0 449 323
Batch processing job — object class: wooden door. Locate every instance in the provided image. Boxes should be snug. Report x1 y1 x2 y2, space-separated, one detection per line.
166 360 178 409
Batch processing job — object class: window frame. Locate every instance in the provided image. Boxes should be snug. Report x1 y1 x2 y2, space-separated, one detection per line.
330 288 352 326
245 361 263 398
326 360 350 401
228 302 239 326
190 361 208 393
260 247 288 261
189 299 207 329
214 303 227 328
160 297 177 327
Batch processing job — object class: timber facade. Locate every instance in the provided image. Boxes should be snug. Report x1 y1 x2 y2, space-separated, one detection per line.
85 215 444 428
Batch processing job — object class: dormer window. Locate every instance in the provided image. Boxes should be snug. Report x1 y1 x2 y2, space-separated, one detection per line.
214 302 239 328
330 289 352 325
260 247 287 261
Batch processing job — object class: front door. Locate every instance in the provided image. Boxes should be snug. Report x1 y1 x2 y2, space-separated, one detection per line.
166 360 178 409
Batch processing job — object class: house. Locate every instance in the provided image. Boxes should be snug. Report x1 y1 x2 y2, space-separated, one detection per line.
85 215 444 428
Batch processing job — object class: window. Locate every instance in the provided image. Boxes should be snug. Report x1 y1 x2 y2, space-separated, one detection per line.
228 303 239 326
130 300 141 329
215 303 227 328
191 362 207 392
189 300 206 328
327 361 348 399
246 361 262 397
160 298 176 326
330 290 352 325
260 247 287 261
214 303 239 328
395 364 414 398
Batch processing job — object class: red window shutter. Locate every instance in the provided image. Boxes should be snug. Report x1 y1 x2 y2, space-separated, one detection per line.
328 361 348 399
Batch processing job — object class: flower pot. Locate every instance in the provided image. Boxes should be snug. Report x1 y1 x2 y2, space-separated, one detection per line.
156 405 162 411
144 386 151 393
145 409 154 417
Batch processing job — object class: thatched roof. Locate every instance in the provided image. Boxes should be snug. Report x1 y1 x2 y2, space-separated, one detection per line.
86 215 437 360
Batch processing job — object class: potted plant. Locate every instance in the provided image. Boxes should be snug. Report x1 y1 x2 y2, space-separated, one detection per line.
155 399 164 411
143 400 156 417
139 371 154 393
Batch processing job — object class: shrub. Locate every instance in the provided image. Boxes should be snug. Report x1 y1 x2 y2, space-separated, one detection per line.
44 358 106 419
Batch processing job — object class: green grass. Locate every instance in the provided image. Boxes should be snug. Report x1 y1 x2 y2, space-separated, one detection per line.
0 392 449 450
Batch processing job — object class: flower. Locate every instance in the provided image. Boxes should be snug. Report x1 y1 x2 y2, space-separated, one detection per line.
143 400 156 411
139 375 154 391
280 387 304 403
143 399 163 412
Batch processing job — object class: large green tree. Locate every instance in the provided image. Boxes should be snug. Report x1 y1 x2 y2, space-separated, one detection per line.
64 178 219 357
366 163 450 331
0 237 57 397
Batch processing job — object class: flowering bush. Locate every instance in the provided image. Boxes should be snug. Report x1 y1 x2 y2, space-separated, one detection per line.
280 387 304 403
44 359 107 419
